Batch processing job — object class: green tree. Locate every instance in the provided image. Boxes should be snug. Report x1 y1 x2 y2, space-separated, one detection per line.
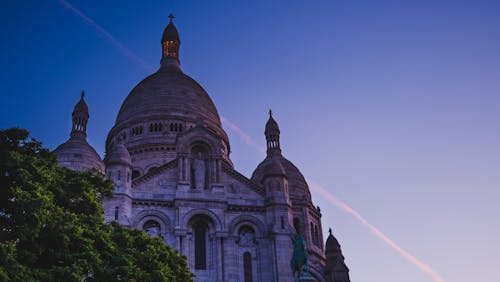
0 128 193 282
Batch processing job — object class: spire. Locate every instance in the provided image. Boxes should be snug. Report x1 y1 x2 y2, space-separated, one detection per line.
265 110 281 156
161 13 181 68
70 90 89 139
325 227 350 282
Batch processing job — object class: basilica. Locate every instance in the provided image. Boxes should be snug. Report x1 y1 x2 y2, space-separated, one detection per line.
54 16 350 282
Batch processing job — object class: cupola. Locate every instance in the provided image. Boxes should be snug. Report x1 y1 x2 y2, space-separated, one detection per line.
54 91 104 173
71 91 89 139
265 110 281 156
161 13 180 67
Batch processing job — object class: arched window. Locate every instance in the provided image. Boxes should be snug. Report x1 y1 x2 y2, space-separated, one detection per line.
238 226 255 246
194 221 208 269
143 220 161 238
310 222 315 245
243 252 252 282
293 218 301 235
314 225 320 247
114 207 119 221
148 167 158 174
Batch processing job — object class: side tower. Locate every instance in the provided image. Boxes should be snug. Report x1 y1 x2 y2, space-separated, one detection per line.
54 91 104 173
103 143 133 226
252 111 327 280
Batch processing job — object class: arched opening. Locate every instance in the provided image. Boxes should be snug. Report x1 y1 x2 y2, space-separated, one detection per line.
310 222 315 245
143 220 161 238
294 217 301 235
114 207 119 221
243 252 252 282
237 226 255 246
193 220 208 269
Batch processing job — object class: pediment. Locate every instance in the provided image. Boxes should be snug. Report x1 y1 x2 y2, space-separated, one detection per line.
132 158 178 188
221 163 265 199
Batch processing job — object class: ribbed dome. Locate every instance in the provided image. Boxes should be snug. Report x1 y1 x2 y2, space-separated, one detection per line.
54 137 104 173
251 155 311 201
114 67 222 128
105 143 131 167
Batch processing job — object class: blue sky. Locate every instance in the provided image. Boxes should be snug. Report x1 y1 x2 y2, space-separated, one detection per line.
1 1 500 281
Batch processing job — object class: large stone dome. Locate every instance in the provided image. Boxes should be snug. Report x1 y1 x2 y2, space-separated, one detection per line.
114 66 222 130
105 19 231 172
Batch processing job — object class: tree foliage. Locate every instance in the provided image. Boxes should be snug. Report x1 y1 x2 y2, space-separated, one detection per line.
0 128 193 281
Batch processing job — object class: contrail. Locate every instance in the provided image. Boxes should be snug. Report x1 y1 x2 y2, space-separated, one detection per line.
309 181 445 282
221 116 266 156
57 2 444 281
58 0 156 72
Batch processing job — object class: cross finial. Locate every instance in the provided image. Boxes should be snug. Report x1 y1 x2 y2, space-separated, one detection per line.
329 228 332 235
168 13 175 23
81 90 85 99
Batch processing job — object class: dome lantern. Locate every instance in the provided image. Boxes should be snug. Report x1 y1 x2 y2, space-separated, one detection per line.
161 13 181 68
70 90 89 139
265 110 281 156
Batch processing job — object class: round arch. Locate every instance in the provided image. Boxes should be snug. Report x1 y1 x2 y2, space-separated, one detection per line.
132 209 172 234
228 215 266 238
176 128 221 154
181 208 222 231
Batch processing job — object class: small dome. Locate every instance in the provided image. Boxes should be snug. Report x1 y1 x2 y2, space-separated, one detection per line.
251 155 311 200
105 143 131 167
54 137 104 173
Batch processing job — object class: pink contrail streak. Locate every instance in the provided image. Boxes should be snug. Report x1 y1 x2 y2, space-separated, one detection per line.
58 0 155 72
309 181 445 282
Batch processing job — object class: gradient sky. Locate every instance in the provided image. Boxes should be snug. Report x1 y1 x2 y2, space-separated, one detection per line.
1 1 500 281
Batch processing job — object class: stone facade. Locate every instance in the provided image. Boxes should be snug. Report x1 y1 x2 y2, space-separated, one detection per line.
54 16 350 282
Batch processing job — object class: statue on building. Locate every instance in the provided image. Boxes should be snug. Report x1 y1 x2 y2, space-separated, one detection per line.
290 233 312 281
192 152 206 189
